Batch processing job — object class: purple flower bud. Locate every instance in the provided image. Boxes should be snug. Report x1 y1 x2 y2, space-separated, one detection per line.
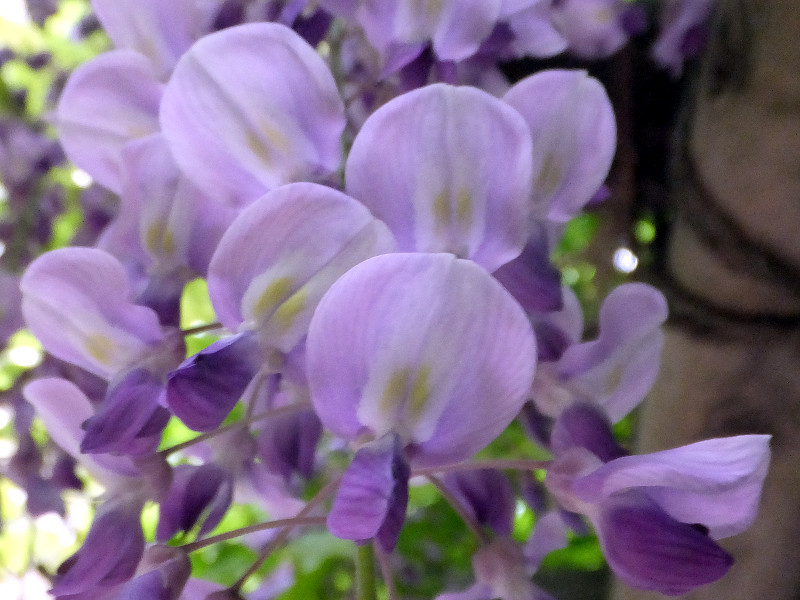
443 469 515 536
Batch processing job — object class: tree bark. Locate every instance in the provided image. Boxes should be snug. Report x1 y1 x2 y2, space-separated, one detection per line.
613 1 800 599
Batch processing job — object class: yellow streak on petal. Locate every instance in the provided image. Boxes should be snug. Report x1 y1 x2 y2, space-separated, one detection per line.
456 188 472 227
246 121 291 166
272 288 308 332
381 368 410 414
252 277 293 321
84 333 115 365
144 224 176 256
408 364 431 421
433 191 451 230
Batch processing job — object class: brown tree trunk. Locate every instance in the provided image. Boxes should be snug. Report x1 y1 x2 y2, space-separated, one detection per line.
613 1 800 599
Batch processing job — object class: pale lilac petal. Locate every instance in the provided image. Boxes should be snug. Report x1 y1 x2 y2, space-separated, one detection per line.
503 69 616 222
550 0 629 59
428 0 502 61
160 23 346 207
21 248 165 378
346 84 532 271
307 253 536 467
92 0 206 79
595 490 733 595
436 582 493 600
56 50 163 193
525 510 570 569
574 435 772 540
556 283 668 421
22 378 138 483
327 436 410 552
505 1 568 58
207 182 394 352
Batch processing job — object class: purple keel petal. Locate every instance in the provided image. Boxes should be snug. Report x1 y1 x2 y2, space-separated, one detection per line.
345 83 532 271
327 436 410 552
160 23 346 207
574 435 771 540
596 490 733 596
166 332 262 431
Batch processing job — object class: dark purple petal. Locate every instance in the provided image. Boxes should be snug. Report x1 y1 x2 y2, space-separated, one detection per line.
444 469 515 536
157 464 233 541
327 436 410 552
81 369 168 456
166 332 261 431
596 490 733 596
117 545 191 600
51 496 145 596
550 402 628 462
257 408 322 482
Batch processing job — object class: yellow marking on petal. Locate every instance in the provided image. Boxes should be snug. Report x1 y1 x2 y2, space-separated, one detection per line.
456 188 472 227
408 365 431 421
84 334 115 365
381 368 410 413
433 191 451 229
144 224 175 256
252 277 293 321
247 121 291 165
272 288 307 331
536 153 563 197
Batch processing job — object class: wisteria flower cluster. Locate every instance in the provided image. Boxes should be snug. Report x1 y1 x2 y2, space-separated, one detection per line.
1 1 766 599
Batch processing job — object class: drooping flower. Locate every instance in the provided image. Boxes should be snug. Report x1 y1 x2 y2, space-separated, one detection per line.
545 403 771 595
307 252 536 550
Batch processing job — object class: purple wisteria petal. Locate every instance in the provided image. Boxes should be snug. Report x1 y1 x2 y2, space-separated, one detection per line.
492 223 562 314
573 435 772 540
550 402 628 463
81 369 169 456
327 436 410 552
116 545 191 600
257 407 322 482
207 182 394 352
652 0 714 76
56 50 163 193
503 69 616 222
157 463 233 541
443 469 515 536
307 253 536 467
92 0 207 79
596 490 733 596
525 510 570 570
160 23 346 207
22 378 139 482
51 495 146 596
20 247 165 379
503 0 568 58
550 0 629 59
555 283 668 421
166 332 262 431
346 84 532 271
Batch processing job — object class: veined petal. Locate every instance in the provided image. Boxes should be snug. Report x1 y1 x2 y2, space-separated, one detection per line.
92 0 206 79
555 283 668 421
21 248 165 379
327 436 410 552
160 23 346 207
503 69 616 222
207 182 394 352
56 50 163 193
574 435 771 540
307 253 536 466
22 378 139 484
595 490 733 596
346 83 533 271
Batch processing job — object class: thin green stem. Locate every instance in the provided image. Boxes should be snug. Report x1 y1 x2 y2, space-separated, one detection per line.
230 475 341 592
178 516 326 553
356 543 378 600
413 458 551 477
375 544 397 600
158 401 311 457
181 322 223 336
